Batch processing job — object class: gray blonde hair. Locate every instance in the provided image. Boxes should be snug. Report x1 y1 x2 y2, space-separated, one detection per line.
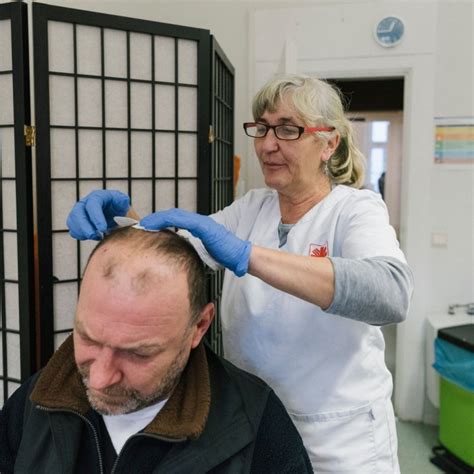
252 74 365 188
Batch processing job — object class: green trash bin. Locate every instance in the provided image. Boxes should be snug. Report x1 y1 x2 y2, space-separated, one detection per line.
433 324 474 469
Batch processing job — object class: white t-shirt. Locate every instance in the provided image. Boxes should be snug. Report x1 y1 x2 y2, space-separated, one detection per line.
102 399 168 454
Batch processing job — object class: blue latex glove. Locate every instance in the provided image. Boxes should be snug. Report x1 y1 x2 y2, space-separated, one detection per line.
140 209 252 277
67 190 130 240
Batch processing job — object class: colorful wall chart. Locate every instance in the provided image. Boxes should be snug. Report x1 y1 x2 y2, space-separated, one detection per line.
434 117 474 164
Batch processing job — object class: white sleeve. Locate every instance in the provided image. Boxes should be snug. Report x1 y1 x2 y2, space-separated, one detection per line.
327 190 413 325
339 190 406 261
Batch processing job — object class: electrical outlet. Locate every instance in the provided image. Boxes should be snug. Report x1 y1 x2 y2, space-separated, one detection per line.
431 232 448 247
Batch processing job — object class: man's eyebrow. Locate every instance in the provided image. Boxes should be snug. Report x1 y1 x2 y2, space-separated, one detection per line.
74 319 91 338
74 321 103 345
121 344 164 356
120 341 164 353
75 319 163 353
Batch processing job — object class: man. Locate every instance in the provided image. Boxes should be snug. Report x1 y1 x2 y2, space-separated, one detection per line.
0 227 312 473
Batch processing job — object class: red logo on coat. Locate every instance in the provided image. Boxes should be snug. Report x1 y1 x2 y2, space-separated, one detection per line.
309 242 329 257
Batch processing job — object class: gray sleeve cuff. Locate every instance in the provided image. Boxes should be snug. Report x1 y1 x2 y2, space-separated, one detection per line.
326 256 414 325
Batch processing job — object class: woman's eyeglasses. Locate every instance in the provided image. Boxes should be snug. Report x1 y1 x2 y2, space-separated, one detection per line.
243 122 335 141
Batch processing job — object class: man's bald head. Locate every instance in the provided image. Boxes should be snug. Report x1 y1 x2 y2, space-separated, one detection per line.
84 227 208 322
75 227 214 415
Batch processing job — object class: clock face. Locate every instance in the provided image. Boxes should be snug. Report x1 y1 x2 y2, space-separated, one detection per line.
375 16 405 47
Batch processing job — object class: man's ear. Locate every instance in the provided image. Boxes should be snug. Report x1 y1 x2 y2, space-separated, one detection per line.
190 302 215 349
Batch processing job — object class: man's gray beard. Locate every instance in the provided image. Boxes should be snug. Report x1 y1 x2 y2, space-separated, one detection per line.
78 344 189 416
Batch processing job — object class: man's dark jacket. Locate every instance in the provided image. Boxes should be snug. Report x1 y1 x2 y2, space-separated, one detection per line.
0 336 312 473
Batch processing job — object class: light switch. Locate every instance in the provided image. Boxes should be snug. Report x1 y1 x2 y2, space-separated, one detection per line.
431 232 448 247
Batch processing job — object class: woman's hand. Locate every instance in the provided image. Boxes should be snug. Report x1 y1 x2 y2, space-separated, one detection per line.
140 209 252 277
67 190 130 240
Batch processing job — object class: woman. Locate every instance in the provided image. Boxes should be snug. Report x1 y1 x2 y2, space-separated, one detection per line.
68 74 413 472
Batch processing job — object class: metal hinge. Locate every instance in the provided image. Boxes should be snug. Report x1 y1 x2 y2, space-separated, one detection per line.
208 125 215 144
24 125 36 147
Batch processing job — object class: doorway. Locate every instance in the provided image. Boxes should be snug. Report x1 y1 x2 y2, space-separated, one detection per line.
328 77 405 382
350 112 403 378
350 111 403 238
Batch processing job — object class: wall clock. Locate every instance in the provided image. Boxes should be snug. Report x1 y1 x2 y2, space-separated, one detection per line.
375 16 405 48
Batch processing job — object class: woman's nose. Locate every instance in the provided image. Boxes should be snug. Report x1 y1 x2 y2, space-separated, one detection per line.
257 128 279 152
87 348 122 390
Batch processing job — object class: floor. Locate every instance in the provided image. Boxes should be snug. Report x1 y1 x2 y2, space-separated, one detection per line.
397 420 443 473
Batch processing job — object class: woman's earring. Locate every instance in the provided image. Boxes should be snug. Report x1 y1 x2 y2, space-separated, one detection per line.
324 160 330 176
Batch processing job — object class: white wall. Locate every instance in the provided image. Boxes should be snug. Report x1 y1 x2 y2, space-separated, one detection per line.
431 0 474 307
26 0 474 421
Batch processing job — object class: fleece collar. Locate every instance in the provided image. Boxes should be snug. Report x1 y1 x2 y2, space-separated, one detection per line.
30 335 211 440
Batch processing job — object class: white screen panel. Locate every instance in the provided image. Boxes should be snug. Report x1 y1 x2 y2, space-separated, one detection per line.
5 283 19 331
79 180 103 201
54 283 77 331
78 78 102 127
80 239 97 276
48 21 74 73
131 132 152 177
154 36 175 83
178 180 197 212
51 128 76 178
131 180 152 217
0 337 2 375
130 32 152 80
53 233 78 281
104 29 127 78
8 382 20 398
105 180 128 197
105 80 128 129
77 25 101 76
79 130 103 178
55 332 72 351
155 132 175 177
0 74 13 124
0 127 15 178
49 75 75 126
3 232 18 280
155 85 175 130
130 82 152 130
6 332 20 379
2 180 17 230
51 181 76 230
178 87 197 131
178 39 197 85
106 131 128 177
178 133 197 177
0 19 12 71
155 180 175 210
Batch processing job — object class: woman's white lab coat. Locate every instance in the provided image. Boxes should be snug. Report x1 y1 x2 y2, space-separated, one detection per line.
205 185 407 472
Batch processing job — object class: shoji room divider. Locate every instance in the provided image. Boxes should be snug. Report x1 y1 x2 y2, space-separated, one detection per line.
0 2 234 401
0 2 35 405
